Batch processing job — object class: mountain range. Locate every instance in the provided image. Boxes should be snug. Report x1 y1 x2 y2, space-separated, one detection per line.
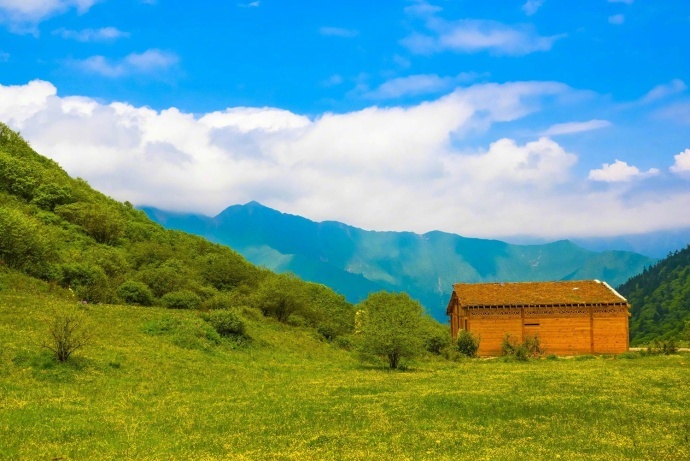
143 202 656 320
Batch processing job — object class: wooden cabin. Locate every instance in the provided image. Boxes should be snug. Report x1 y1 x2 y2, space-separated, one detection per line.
446 280 630 356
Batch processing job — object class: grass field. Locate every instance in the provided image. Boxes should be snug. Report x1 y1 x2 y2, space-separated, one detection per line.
1 274 689 460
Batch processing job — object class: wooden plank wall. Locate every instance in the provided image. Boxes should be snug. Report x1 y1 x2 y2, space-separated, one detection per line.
593 314 629 354
466 307 629 356
472 318 522 356
533 317 591 355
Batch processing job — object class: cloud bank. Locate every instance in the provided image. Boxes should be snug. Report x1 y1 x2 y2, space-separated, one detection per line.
1 79 689 239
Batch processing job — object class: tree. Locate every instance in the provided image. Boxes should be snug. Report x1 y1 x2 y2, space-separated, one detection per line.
202 252 256 291
31 183 73 211
55 202 124 245
41 309 94 362
117 280 154 306
252 272 308 322
357 291 426 369
0 207 50 272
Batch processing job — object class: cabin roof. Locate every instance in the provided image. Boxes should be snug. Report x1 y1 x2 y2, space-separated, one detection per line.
448 280 627 311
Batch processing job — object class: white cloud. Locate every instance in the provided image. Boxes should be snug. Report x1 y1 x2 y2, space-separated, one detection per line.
608 14 625 25
53 26 130 42
321 74 343 87
359 72 484 99
0 0 98 33
2 79 690 239
639 79 687 104
588 160 659 182
70 49 179 77
522 0 544 16
404 1 442 18
402 18 564 56
656 102 690 124
670 149 690 175
541 119 611 136
319 27 358 38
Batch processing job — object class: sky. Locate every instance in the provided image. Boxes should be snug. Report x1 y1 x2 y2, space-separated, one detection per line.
1 0 690 242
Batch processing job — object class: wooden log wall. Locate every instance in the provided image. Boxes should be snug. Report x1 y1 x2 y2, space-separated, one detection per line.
463 304 629 356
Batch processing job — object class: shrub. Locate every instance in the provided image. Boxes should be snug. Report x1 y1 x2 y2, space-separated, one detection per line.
202 293 236 311
252 273 308 323
117 280 154 306
161 290 202 310
31 183 73 211
0 208 51 273
646 339 678 355
421 319 451 355
456 329 480 357
207 310 246 337
59 263 113 303
334 335 354 350
143 315 220 350
501 334 543 361
55 202 124 245
41 309 93 362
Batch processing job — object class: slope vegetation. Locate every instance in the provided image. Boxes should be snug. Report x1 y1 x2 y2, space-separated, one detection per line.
618 245 690 344
0 123 354 338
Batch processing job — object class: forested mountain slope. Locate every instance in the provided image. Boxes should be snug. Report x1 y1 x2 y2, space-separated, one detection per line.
618 245 690 345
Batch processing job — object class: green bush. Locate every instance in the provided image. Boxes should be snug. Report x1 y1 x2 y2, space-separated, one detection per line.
456 329 480 357
646 339 678 355
31 183 73 211
117 280 154 306
317 323 339 341
161 290 202 310
207 310 246 337
500 334 543 361
55 202 124 245
59 263 113 303
0 208 51 273
143 315 220 350
202 293 236 310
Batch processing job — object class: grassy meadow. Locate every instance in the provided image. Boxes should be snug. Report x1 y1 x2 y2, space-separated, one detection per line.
1 273 689 460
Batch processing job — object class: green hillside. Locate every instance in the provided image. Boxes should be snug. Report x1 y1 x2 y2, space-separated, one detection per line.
144 202 656 320
0 123 355 339
618 245 690 345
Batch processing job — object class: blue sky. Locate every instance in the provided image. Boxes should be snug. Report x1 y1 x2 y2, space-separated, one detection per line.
1 0 689 241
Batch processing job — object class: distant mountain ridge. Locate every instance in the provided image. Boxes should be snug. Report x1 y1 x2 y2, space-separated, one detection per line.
143 201 657 320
